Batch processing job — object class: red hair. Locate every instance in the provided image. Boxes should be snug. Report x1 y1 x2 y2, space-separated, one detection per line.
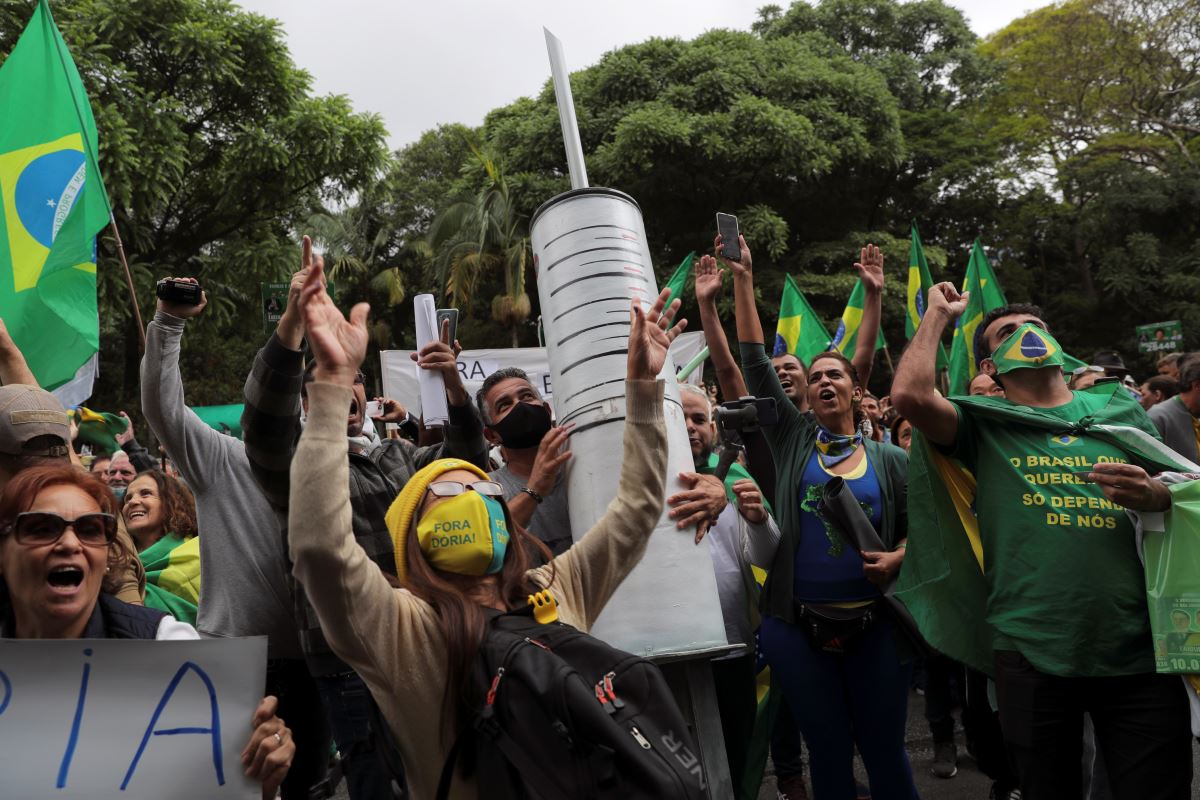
0 463 117 522
0 464 132 594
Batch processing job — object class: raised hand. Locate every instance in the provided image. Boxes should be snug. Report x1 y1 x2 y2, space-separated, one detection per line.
854 243 884 294
694 254 725 306
277 236 326 348
299 257 369 386
628 288 687 381
528 424 574 496
156 276 207 319
115 411 135 445
926 282 970 322
371 397 408 423
410 317 469 406
714 233 752 278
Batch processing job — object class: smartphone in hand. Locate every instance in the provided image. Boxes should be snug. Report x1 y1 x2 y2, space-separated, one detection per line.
436 308 459 344
715 213 741 262
365 400 383 419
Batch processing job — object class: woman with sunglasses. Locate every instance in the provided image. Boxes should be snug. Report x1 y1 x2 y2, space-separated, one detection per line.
121 469 201 625
288 259 684 799
0 464 294 797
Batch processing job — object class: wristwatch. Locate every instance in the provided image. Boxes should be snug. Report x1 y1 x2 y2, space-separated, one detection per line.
521 487 544 504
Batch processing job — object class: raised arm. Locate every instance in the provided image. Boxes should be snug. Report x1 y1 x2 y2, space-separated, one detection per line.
288 257 404 689
891 283 964 446
694 254 748 400
530 288 685 629
0 318 37 386
407 318 489 470
240 241 314 511
851 244 884 389
140 280 230 491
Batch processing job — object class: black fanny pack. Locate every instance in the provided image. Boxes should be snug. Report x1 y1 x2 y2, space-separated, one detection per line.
794 601 879 653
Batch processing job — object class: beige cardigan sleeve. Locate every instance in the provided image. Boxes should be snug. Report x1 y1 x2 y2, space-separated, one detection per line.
528 379 668 631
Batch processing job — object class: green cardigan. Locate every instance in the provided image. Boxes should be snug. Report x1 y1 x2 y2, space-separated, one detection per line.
739 342 909 623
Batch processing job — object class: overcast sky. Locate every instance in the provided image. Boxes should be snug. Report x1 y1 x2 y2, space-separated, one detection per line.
238 0 1039 151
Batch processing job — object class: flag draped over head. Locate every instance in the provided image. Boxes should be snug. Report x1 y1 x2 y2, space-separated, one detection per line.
0 0 109 391
774 274 832 364
71 406 128 455
660 251 695 309
832 278 887 360
948 240 1008 395
906 224 948 369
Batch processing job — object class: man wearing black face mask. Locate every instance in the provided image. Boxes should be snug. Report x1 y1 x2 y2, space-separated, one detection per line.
477 367 574 555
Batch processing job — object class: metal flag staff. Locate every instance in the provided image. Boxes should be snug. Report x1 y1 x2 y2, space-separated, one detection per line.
532 29 734 798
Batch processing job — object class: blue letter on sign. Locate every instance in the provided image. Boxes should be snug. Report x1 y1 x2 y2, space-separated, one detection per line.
0 667 10 715
121 661 224 790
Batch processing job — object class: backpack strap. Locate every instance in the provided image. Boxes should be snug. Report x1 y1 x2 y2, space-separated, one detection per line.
434 733 464 800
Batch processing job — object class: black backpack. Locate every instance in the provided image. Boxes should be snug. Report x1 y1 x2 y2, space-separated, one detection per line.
435 597 708 800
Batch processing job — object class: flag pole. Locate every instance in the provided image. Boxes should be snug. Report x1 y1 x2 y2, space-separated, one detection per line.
109 214 146 351
881 345 895 374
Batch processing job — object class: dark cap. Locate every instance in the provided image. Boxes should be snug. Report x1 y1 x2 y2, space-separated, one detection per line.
1091 350 1128 376
0 385 71 457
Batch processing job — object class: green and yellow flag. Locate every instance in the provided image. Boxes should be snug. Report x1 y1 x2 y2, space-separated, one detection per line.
661 251 695 309
0 0 110 390
773 274 832 364
832 278 887 361
947 240 1008 395
906 224 948 369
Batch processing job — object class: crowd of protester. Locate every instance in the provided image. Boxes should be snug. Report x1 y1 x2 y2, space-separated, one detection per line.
0 228 1196 800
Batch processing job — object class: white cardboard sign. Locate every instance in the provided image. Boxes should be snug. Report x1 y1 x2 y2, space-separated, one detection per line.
0 637 267 799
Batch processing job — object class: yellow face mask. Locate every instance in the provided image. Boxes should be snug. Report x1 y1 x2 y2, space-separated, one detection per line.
416 491 510 576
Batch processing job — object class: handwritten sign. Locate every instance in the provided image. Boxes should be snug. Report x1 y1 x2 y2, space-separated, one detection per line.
0 637 267 799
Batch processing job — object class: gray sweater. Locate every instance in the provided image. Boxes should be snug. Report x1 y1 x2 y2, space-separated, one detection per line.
1148 396 1200 467
141 312 301 659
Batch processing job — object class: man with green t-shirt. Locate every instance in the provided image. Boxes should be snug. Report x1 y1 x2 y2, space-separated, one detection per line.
893 291 1192 799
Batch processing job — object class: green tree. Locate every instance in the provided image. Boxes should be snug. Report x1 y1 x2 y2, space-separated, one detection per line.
0 0 388 411
428 138 532 347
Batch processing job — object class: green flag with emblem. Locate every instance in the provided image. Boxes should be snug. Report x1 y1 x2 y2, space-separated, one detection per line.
0 0 110 390
832 278 887 361
948 240 1007 395
773 274 833 365
906 224 948 370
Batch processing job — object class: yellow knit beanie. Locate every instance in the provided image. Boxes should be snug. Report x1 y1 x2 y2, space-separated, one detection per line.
385 458 491 584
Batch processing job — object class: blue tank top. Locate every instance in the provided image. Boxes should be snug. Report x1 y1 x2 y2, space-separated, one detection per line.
793 449 882 602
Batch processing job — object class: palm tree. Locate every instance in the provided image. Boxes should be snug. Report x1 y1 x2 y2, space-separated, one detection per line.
306 203 422 347
428 138 531 347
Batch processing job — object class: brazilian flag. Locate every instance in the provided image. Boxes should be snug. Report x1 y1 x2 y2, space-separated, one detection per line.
947 240 1007 395
905 224 948 370
831 278 886 361
773 274 833 365
0 0 110 390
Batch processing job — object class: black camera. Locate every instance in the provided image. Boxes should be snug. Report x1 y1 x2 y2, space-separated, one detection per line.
715 396 778 434
155 278 203 306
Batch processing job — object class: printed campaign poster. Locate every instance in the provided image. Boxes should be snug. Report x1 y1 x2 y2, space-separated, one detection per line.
1136 320 1184 354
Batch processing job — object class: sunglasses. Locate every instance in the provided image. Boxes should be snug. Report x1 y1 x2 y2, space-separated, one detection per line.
426 480 504 498
6 512 117 548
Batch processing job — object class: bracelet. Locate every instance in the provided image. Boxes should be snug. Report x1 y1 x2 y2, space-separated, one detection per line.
521 487 544 504
895 542 907 550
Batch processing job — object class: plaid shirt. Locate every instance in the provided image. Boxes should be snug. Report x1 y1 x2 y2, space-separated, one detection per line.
241 333 489 674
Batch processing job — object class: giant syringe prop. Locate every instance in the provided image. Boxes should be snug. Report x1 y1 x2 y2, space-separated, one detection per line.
534 30 726 658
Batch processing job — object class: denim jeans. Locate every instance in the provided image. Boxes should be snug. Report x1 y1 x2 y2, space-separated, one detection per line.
315 671 403 799
762 614 918 800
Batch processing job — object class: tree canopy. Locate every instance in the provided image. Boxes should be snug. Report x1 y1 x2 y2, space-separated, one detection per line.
4 0 1197 412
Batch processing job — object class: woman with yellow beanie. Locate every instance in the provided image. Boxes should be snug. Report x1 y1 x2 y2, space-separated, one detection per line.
287 259 684 800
